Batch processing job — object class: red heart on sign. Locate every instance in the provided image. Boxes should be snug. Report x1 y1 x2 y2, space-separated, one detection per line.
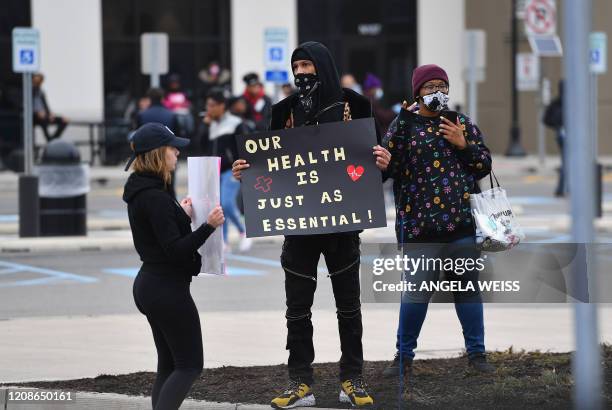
347 165 364 181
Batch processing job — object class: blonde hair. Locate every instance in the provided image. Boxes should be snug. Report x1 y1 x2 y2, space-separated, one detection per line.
130 144 172 187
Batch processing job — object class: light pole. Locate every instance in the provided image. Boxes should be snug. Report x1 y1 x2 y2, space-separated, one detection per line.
506 0 527 156
564 0 602 408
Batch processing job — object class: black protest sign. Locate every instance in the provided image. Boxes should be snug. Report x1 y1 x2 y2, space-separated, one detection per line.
236 117 387 237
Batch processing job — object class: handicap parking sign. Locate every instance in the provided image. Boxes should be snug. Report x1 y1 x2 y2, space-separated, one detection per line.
12 27 40 73
590 32 607 74
264 28 289 84
269 47 283 62
20 49 34 65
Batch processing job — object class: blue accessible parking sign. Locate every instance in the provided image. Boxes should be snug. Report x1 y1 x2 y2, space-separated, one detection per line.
12 28 40 73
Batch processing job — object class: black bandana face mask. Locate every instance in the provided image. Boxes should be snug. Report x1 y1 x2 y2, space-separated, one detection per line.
294 73 320 113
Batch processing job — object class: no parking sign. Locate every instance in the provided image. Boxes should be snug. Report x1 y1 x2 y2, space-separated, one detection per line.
524 0 556 36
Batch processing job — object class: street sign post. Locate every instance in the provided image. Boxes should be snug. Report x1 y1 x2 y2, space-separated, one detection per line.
590 32 606 218
590 32 607 74
516 53 540 91
264 28 290 101
140 33 169 88
463 30 486 123
564 2 603 409
12 27 41 237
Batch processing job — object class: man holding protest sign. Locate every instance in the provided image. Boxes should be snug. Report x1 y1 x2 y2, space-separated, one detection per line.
233 42 390 408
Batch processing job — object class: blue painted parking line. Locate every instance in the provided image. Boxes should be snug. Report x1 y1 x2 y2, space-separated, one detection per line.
225 254 281 267
0 260 98 288
103 268 138 277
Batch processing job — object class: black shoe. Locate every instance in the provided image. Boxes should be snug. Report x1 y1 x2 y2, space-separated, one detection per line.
382 351 413 378
468 353 495 373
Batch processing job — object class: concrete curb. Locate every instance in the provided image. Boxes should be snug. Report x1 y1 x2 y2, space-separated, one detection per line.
0 387 338 410
0 219 130 235
0 232 287 254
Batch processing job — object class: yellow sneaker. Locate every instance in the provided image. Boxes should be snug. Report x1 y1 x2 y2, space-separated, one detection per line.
340 377 374 407
271 379 315 409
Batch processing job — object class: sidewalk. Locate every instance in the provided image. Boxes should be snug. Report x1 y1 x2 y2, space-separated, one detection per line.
2 307 611 384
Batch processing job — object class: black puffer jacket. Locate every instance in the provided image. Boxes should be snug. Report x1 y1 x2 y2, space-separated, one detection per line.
123 172 215 281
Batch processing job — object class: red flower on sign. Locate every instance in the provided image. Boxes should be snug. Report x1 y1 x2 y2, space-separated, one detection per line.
254 176 272 193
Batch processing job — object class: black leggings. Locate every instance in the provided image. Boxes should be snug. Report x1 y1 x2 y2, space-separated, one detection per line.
133 271 203 410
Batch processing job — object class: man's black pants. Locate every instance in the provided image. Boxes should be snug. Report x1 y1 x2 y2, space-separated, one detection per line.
280 231 363 385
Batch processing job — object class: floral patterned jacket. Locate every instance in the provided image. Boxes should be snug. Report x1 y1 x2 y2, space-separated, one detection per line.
383 109 492 243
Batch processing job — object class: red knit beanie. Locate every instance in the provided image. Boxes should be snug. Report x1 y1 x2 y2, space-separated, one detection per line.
412 64 449 98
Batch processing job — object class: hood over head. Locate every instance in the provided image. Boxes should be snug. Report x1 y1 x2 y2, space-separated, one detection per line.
291 42 343 108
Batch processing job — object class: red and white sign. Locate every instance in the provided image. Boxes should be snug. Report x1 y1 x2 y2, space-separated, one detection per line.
517 53 540 91
524 0 556 36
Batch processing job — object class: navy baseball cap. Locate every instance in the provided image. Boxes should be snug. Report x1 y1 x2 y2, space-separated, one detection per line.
124 123 190 171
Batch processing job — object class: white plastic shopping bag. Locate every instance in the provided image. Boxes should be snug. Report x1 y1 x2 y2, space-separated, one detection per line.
188 156 225 275
470 173 525 252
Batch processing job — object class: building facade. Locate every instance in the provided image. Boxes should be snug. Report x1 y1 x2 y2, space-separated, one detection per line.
1 0 610 155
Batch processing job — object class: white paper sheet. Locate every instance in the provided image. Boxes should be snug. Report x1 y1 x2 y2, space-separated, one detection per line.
187 156 225 275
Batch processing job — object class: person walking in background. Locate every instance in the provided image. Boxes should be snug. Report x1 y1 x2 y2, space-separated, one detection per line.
281 82 295 99
543 80 566 197
123 122 225 410
363 73 396 135
137 88 178 130
228 96 257 131
382 64 495 379
163 74 194 138
201 89 252 253
32 73 69 142
241 72 272 130
340 73 363 95
198 61 231 105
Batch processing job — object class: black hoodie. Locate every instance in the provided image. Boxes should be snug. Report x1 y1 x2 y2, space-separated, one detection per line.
271 41 376 132
123 172 215 281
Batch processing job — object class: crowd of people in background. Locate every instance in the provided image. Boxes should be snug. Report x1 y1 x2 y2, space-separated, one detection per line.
127 64 401 252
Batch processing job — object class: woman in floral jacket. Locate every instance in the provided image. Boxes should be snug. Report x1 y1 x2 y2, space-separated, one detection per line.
382 64 495 378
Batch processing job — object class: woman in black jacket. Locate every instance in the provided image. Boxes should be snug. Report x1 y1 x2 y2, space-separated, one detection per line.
123 122 224 410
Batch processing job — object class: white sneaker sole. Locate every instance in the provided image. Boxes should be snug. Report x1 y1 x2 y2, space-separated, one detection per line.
339 390 353 405
339 390 372 407
272 393 316 409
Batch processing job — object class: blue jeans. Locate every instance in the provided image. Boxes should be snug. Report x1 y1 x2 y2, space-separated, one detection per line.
220 170 244 242
396 236 485 359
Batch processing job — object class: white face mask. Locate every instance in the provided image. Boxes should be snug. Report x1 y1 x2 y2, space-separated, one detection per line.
421 91 449 112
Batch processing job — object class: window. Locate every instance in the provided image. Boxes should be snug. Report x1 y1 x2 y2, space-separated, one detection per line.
102 0 230 118
298 0 417 106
